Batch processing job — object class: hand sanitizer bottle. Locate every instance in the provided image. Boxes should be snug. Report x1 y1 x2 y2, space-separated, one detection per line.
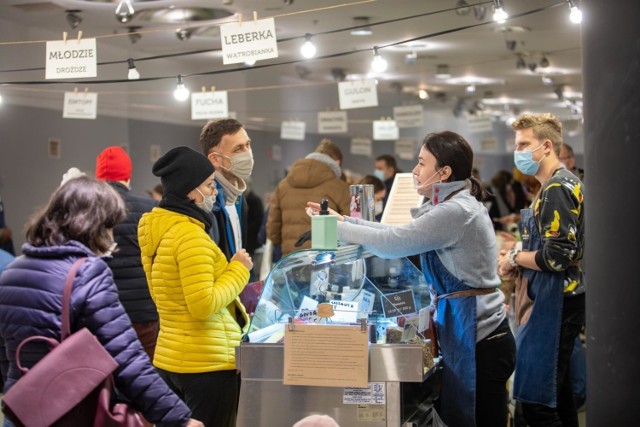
311 199 338 250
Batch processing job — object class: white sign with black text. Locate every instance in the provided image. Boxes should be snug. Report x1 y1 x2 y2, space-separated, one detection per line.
338 79 378 110
393 105 424 128
220 18 278 65
373 120 399 140
395 138 417 160
468 115 493 133
191 91 229 120
63 91 98 119
318 111 348 133
280 121 306 140
46 39 97 80
350 137 372 156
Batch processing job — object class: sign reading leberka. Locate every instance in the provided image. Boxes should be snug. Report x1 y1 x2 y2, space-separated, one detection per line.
191 91 229 120
63 91 98 120
46 39 97 79
220 18 278 65
338 79 378 110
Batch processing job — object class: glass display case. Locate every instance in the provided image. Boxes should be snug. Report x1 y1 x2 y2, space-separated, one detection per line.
236 245 442 427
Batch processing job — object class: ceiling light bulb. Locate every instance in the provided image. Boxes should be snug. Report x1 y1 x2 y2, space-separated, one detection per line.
493 7 508 23
370 47 388 73
173 76 190 101
300 33 317 59
569 6 582 24
127 59 140 80
466 84 476 94
418 89 429 100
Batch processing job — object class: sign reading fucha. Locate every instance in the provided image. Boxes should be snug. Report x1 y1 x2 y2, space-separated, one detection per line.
46 39 97 79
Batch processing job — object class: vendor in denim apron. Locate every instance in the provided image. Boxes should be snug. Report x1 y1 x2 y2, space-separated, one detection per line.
498 113 585 427
307 131 515 427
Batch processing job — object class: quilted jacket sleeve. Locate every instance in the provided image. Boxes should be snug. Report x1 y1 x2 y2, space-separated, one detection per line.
174 226 249 320
74 258 191 427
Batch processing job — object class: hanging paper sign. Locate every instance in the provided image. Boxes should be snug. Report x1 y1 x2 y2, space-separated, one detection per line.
318 111 348 133
338 79 378 110
373 120 399 140
46 38 97 79
281 121 306 140
393 105 424 128
63 91 98 119
468 115 493 133
191 91 229 120
220 18 278 65
395 138 417 160
481 136 499 151
350 137 372 156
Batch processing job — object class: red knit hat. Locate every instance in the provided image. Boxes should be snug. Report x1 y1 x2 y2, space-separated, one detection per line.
95 146 132 181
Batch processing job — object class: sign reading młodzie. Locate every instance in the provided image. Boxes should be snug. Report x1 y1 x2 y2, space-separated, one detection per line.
46 39 97 79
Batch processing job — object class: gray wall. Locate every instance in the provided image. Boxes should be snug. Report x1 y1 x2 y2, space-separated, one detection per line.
0 104 584 252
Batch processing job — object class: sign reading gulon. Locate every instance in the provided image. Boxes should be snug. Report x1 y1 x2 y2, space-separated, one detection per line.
46 39 97 79
220 18 278 65
338 79 378 110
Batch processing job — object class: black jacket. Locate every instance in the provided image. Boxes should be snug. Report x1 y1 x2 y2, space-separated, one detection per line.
107 182 158 323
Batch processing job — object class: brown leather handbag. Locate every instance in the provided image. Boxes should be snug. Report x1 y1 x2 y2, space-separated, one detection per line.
2 257 143 427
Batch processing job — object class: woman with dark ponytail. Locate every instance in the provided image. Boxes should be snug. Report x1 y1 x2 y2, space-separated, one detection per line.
307 131 515 427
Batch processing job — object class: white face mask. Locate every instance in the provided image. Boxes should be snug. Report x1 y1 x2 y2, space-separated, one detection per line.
413 169 442 196
195 188 216 212
215 150 254 181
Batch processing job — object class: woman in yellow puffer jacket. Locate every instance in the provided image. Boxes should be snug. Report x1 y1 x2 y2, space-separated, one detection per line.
138 146 253 427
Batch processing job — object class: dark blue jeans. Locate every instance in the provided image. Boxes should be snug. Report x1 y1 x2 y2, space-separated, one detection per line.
476 319 516 427
522 293 585 427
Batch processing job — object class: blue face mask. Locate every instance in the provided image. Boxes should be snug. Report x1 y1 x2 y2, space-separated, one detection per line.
373 169 385 182
514 143 546 175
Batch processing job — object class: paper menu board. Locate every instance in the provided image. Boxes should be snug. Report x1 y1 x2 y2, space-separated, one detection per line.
380 173 424 225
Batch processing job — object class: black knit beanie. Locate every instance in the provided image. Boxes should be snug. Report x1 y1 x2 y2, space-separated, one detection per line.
152 146 215 198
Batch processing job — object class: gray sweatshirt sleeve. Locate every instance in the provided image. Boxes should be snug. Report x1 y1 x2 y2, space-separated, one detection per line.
337 201 468 259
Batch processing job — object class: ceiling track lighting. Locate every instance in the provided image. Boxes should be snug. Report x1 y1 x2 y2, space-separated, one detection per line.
528 62 538 72
539 54 550 68
65 10 82 30
330 67 347 82
567 0 583 24
300 33 317 59
127 58 140 80
455 0 471 16
436 64 451 79
115 0 135 24
516 54 526 69
492 0 508 23
173 75 190 101
505 39 517 51
176 28 192 41
370 46 388 73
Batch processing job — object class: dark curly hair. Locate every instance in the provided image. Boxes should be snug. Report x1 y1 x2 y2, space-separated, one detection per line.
26 176 126 254
199 118 244 155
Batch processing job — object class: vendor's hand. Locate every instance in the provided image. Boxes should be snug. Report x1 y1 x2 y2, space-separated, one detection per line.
497 251 518 279
231 248 253 270
305 202 344 222
186 419 205 427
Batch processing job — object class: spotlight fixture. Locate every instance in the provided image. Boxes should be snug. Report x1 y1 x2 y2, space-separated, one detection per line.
300 33 317 59
567 0 582 24
173 75 190 101
65 10 82 30
115 0 135 24
492 0 508 23
330 67 347 82
540 55 550 68
370 46 388 73
505 39 517 51
455 0 471 16
350 17 372 36
436 64 451 79
418 89 429 100
553 84 565 100
128 27 142 44
473 5 487 21
176 28 192 41
465 84 476 94
516 54 526 69
528 62 538 72
127 58 140 80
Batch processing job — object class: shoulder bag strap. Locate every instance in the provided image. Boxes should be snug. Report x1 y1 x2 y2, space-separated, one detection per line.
61 257 88 340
